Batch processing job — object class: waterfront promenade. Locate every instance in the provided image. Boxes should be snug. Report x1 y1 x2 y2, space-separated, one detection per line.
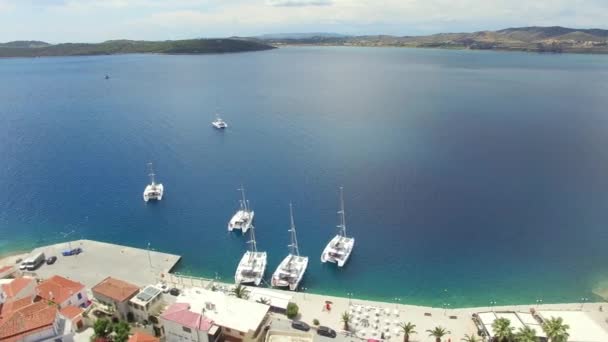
1 240 607 341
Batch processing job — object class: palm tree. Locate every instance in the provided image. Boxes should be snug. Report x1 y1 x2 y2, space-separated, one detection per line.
231 284 250 299
426 326 450 342
542 317 570 342
515 326 537 342
492 317 514 342
257 297 270 305
461 334 480 342
341 311 352 331
398 322 416 342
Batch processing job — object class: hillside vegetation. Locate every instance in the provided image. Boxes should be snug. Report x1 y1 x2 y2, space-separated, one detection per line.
253 26 608 54
0 38 274 57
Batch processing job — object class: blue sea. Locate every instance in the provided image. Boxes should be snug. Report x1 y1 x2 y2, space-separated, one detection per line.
1 47 608 307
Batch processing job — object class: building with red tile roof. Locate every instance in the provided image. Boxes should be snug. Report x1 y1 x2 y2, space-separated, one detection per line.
0 299 72 342
128 331 160 342
92 277 140 320
0 266 14 279
0 277 36 304
36 275 88 309
59 305 85 332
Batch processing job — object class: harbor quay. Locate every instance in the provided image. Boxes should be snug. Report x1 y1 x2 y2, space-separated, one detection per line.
2 239 608 342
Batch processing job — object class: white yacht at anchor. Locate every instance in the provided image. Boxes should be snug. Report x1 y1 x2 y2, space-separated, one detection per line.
228 187 255 233
321 187 354 267
235 224 267 286
212 114 228 129
142 162 164 202
271 203 308 291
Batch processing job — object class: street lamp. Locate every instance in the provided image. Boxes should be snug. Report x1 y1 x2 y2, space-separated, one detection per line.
60 230 76 250
536 299 543 308
393 297 401 309
490 300 497 312
301 287 308 300
147 242 153 268
580 297 589 310
443 303 450 316
347 292 354 306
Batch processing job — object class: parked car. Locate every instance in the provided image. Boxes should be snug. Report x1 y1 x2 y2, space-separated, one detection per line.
62 247 82 256
169 288 180 296
317 326 337 338
291 321 311 332
46 256 57 265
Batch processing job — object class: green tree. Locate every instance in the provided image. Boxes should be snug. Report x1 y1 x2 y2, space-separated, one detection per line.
313 319 320 326
287 303 299 319
398 322 417 342
231 284 250 299
542 317 570 342
341 311 352 331
93 319 111 338
492 317 514 342
515 326 537 342
461 334 480 342
426 326 450 342
113 321 130 342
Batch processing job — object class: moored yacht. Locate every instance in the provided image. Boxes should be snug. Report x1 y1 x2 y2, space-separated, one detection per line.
142 162 164 202
228 187 255 233
271 203 308 291
212 114 228 129
321 187 354 267
235 224 267 286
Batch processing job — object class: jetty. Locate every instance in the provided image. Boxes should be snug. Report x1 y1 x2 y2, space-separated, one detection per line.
19 239 181 288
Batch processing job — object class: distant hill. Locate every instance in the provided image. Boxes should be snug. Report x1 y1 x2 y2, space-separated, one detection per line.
0 38 274 58
255 33 348 40
0 41 50 48
252 26 608 54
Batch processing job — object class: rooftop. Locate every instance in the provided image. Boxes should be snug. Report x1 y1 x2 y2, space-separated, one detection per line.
92 276 140 303
0 300 58 342
59 305 84 320
128 331 160 342
161 302 215 332
172 287 269 333
131 285 162 306
1 277 35 298
36 275 85 304
248 287 293 310
266 329 314 342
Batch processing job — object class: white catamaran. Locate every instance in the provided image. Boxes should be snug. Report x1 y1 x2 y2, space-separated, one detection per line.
142 162 164 202
235 224 267 286
271 203 309 291
211 114 228 129
321 187 354 267
228 187 255 233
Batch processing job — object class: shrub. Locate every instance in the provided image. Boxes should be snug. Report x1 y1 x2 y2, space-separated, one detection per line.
313 319 320 326
287 303 299 319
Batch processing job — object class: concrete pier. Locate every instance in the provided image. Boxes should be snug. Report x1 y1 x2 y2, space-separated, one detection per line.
24 239 181 287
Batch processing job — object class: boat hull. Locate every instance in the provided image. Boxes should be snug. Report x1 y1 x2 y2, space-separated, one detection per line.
228 210 255 232
321 235 354 267
271 254 309 291
143 183 164 202
235 251 267 286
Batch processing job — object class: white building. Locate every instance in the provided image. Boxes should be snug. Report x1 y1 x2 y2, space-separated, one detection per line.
128 285 165 323
36 275 88 309
161 287 270 342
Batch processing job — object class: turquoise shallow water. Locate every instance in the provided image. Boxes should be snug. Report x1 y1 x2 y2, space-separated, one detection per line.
1 47 608 307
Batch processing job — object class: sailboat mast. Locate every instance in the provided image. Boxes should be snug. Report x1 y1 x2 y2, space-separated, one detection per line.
249 225 257 253
289 203 300 256
148 163 156 185
339 187 347 237
240 186 248 211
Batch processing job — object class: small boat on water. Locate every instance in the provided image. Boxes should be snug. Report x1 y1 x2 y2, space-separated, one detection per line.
228 187 255 233
143 162 164 202
105 75 110 80
212 114 228 129
235 224 267 286
321 187 354 267
271 203 308 291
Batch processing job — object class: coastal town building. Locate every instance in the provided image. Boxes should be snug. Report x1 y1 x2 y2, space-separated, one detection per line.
0 297 74 342
36 275 88 309
91 276 140 320
128 285 164 323
59 305 86 332
265 329 313 342
160 287 270 342
0 276 36 304
0 265 15 279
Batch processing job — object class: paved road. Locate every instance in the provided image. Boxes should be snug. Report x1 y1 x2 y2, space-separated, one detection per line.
270 316 361 342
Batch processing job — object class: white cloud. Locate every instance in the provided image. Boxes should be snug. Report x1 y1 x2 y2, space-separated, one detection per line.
267 0 332 7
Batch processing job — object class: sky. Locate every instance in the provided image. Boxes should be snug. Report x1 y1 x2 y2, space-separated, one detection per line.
0 0 607 43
